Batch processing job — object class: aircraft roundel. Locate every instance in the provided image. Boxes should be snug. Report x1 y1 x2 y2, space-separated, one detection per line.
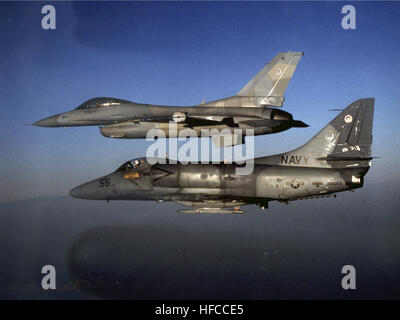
344 115 353 123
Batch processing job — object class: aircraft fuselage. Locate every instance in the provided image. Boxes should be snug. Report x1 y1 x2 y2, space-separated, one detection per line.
33 102 303 139
70 160 367 210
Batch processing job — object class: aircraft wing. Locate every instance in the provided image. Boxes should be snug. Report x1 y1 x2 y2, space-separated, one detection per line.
115 115 240 128
139 116 245 147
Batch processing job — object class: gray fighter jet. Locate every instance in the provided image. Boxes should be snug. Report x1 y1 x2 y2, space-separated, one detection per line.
33 51 307 147
70 98 375 213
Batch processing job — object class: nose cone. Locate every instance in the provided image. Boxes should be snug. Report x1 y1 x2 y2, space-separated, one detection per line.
70 180 100 199
33 115 60 127
69 185 84 199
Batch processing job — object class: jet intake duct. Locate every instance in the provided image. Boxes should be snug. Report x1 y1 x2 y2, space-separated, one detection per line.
100 122 144 139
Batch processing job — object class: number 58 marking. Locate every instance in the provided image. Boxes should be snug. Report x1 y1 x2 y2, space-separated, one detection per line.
99 178 110 187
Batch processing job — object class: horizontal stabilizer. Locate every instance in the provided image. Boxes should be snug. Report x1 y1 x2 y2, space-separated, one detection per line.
316 156 375 161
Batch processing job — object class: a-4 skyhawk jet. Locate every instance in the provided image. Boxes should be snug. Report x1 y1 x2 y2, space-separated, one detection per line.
33 51 307 147
70 98 375 213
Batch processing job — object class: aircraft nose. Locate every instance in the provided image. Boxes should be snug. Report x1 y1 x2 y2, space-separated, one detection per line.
69 185 85 199
33 115 59 127
69 181 98 199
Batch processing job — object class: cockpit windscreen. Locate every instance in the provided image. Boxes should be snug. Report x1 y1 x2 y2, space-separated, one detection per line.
115 159 143 172
75 97 132 110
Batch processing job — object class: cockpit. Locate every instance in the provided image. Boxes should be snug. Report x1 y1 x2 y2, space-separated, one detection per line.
116 158 145 172
75 97 132 110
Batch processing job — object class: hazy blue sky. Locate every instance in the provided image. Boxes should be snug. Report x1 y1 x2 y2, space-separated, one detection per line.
1 1 400 201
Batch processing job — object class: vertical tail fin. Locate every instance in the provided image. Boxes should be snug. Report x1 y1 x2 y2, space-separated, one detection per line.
318 98 374 161
237 51 304 107
256 98 375 168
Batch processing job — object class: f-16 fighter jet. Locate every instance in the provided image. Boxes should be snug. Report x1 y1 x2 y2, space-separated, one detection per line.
33 51 307 147
70 98 375 213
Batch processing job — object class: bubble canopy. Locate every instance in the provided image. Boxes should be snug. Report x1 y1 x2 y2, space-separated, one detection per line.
75 97 132 110
115 158 144 172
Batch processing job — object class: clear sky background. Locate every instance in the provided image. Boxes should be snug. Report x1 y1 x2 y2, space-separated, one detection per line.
1 1 400 201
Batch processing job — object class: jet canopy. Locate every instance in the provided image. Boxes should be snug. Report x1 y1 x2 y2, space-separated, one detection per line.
115 158 146 172
75 97 132 110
